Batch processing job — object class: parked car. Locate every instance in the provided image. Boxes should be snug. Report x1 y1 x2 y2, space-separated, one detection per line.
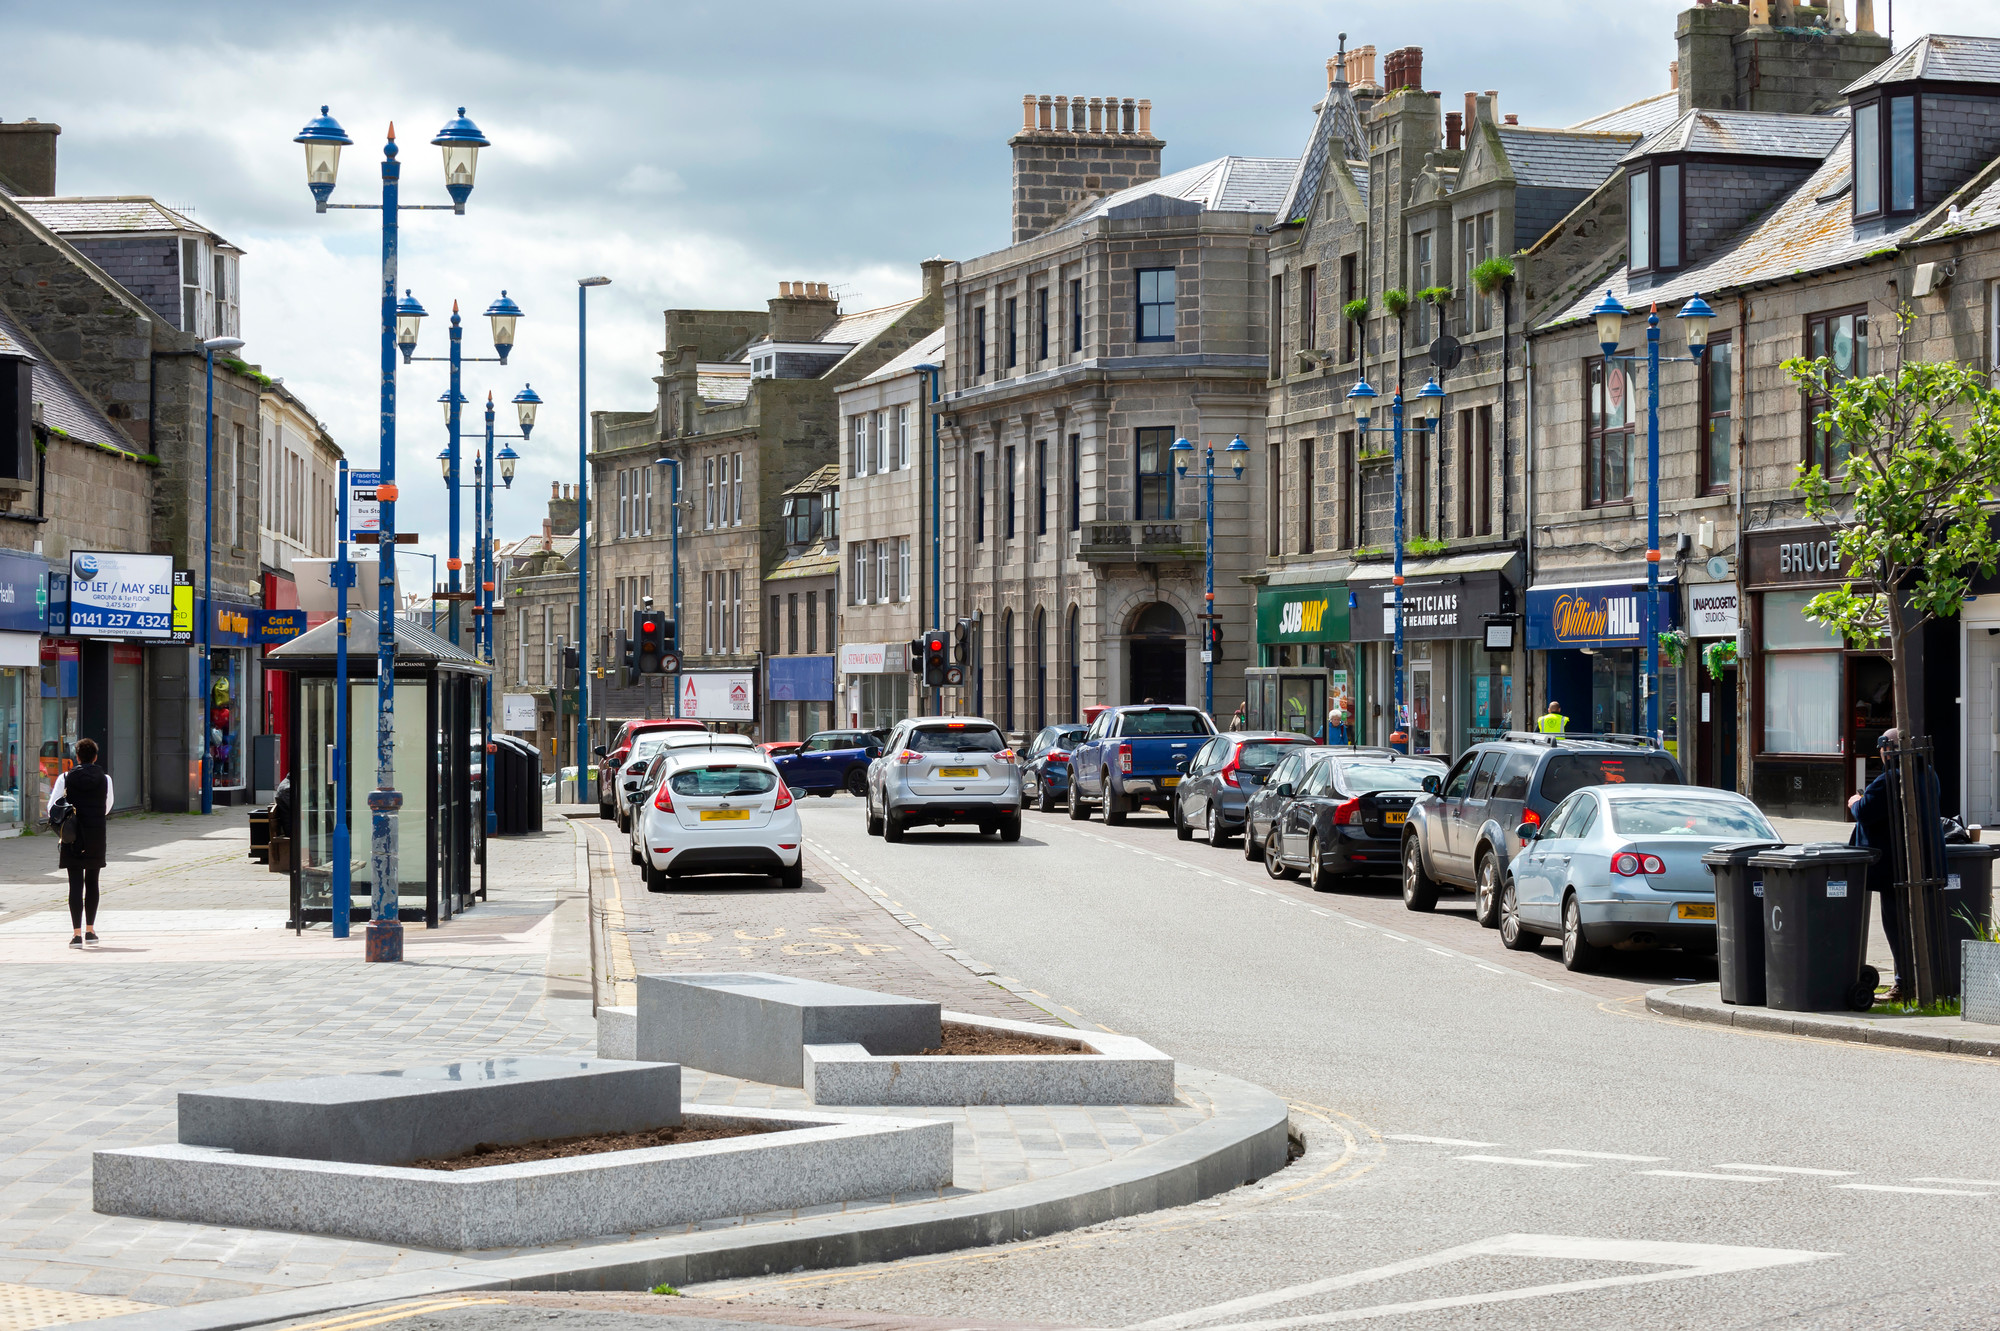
1172 732 1324 846
1401 734 1686 924
1503 784 1776 971
1259 751 1448 888
1068 705 1217 824
1242 746 1338 861
761 740 804 760
616 733 754 830
864 716 1021 841
1021 724 1089 811
772 729 885 797
595 717 708 817
627 748 802 891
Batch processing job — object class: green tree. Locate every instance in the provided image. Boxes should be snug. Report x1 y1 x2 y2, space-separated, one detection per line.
1786 340 2000 1004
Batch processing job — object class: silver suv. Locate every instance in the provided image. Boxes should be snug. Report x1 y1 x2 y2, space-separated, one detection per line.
865 716 1022 842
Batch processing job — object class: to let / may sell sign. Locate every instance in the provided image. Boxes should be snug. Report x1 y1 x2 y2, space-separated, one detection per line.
68 551 175 639
348 470 381 535
679 671 756 721
502 693 539 731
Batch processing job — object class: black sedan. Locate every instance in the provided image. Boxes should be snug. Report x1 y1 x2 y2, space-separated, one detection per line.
1260 751 1448 889
1021 724 1089 811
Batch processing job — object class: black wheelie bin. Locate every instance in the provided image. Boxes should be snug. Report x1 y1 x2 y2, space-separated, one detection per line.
1702 840 1787 1005
1749 843 1880 1012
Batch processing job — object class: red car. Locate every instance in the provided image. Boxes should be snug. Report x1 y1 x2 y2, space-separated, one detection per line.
596 718 707 817
761 741 805 760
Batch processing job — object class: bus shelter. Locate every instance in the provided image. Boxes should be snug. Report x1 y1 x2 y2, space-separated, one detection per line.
268 611 489 929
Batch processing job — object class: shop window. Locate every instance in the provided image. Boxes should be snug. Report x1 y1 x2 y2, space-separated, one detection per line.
1585 357 1634 507
1761 589 1844 755
1702 335 1733 494
1804 307 1867 477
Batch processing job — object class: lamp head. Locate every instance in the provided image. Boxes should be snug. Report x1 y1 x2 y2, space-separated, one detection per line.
437 445 452 481
578 276 612 288
484 290 523 364
1346 377 1378 429
395 289 427 362
1225 434 1248 478
1677 292 1716 360
430 108 489 212
512 383 541 438
293 105 352 208
497 444 519 487
438 388 468 424
1591 288 1627 359
203 336 245 358
1415 375 1445 429
1170 434 1193 478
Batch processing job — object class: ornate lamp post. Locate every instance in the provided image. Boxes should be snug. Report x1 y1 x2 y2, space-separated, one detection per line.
1591 289 1714 742
575 277 610 803
1168 433 1251 716
293 103 491 962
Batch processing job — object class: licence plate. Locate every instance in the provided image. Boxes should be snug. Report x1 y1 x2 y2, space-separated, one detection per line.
699 809 751 822
1677 902 1716 921
1383 810 1406 824
1162 776 1180 787
938 767 981 779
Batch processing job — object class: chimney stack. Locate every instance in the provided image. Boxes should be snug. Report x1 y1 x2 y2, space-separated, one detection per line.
1382 46 1423 92
0 120 60 196
768 280 839 341
1008 92 1164 243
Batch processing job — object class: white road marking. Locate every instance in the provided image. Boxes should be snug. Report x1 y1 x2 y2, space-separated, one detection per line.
1640 1170 1777 1182
1912 1176 2000 1187
1346 921 1367 930
1455 1154 1591 1169
1426 948 1452 957
1121 1233 1834 1331
1311 911 1333 918
1531 982 1562 991
1712 1163 1854 1176
1382 1134 1496 1147
1477 964 1506 974
1537 1149 1668 1162
1837 1183 1992 1196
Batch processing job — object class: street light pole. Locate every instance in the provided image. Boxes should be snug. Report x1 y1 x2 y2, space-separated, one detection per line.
1169 434 1249 716
199 334 243 818
576 278 611 801
333 459 353 936
912 364 944 714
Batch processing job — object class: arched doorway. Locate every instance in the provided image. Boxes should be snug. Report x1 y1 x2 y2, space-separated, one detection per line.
1127 602 1187 705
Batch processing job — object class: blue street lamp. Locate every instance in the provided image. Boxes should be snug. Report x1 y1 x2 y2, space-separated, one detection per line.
199 333 244 817
1590 289 1714 743
1169 433 1250 716
576 277 611 802
651 454 685 717
331 459 356 936
1347 374 1447 752
913 364 944 714
294 103 491 963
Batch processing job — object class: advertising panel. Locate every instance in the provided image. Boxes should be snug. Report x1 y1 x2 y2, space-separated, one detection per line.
1688 586 1740 639
67 551 175 639
502 693 539 731
769 655 836 701
838 642 907 674
0 550 47 635
348 470 381 536
1349 571 1506 642
679 671 756 721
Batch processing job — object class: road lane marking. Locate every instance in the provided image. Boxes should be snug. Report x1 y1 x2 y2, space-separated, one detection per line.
1712 1163 1854 1176
1454 1154 1591 1169
1477 964 1506 973
1837 1183 1992 1196
1912 1176 2000 1186
1426 948 1451 956
1122 1233 1834 1331
1531 982 1562 991
1382 1134 1495 1147
1640 1170 1776 1182
1537 1149 1667 1161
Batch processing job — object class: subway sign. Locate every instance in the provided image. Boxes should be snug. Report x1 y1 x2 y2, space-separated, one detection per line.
1256 585 1350 644
1526 582 1680 650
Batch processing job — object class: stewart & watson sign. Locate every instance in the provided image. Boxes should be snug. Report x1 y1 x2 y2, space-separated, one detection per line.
1526 581 1682 650
1256 584 1350 644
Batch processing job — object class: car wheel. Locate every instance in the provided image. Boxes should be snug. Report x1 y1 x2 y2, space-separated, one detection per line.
778 858 803 890
1104 794 1128 826
598 801 613 821
1265 832 1298 881
1473 852 1503 929
1401 837 1440 912
1174 796 1194 842
844 767 867 797
1000 814 1023 843
1561 894 1601 972
1069 788 1091 821
1208 806 1233 848
643 857 668 893
629 840 641 866
1243 821 1262 862
1037 779 1056 813
883 812 906 843
815 790 834 798
865 794 884 837
1307 835 1332 891
1500 879 1540 951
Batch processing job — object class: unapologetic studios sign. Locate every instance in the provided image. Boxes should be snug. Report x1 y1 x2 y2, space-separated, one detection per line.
1688 586 1740 639
67 551 175 639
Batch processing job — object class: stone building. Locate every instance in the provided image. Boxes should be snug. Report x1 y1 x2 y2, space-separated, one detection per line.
939 96 1291 732
765 464 840 739
493 484 582 775
590 269 943 743
1259 43 1658 755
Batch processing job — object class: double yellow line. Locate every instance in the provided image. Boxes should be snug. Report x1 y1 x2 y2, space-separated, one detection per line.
276 1295 507 1331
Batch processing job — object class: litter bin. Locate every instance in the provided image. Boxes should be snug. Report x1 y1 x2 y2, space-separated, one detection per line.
1750 843 1880 1012
1702 840 1787 1006
488 734 543 835
1938 842 1998 998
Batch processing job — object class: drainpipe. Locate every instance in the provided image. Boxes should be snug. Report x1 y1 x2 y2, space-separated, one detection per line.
1523 330 1536 718
1735 293 1752 795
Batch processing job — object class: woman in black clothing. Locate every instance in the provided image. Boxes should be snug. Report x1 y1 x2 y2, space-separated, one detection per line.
47 737 112 947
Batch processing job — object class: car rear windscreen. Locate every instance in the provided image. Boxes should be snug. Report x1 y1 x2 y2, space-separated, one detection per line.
1335 761 1442 793
1120 710 1212 736
910 726 1007 754
669 766 778 797
1610 798 1776 839
1239 740 1316 770
1539 753 1682 803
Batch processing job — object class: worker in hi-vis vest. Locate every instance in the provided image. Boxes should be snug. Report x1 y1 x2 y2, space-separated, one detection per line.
1538 700 1569 734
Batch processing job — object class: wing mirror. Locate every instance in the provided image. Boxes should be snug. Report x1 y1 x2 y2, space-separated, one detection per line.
593 745 608 758
627 789 648 804
1421 775 1441 795
1516 822 1538 842
1275 782 1294 798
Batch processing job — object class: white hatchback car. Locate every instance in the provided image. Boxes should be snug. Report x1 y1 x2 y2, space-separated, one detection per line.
629 749 803 891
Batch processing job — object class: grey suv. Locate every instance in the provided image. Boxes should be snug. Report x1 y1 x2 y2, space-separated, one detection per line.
864 717 1022 842
1399 734 1685 924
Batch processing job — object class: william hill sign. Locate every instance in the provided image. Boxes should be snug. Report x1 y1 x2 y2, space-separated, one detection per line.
1257 585 1350 644
1526 581 1681 650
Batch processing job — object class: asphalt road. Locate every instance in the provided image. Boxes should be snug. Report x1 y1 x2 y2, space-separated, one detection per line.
658 795 2000 1331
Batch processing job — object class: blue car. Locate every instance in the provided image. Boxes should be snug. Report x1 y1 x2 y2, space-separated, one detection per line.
771 729 885 797
1021 724 1088 812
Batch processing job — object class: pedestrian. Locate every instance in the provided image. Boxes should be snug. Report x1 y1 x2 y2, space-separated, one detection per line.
1537 700 1568 734
1229 700 1247 730
47 737 112 948
1848 728 1946 1004
1326 688 1352 746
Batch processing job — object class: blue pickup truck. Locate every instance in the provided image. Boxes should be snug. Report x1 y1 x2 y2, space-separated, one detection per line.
1067 705 1217 825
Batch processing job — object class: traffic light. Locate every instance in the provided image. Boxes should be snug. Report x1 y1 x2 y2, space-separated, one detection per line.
560 645 580 678
922 631 949 687
954 617 972 664
634 609 670 674
1207 620 1225 654
908 639 926 679
621 631 640 684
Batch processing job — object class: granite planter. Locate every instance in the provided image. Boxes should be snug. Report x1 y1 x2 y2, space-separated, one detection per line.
1963 939 2000 1025
805 1011 1176 1106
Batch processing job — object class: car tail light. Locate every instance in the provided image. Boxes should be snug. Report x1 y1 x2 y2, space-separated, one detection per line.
1520 807 1542 827
896 749 923 764
652 785 675 812
1611 850 1667 877
1046 752 1069 764
1332 796 1363 825
773 782 794 811
996 749 1017 764
1118 743 1132 774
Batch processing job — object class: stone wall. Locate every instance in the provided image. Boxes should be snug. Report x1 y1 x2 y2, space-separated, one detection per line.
1009 95 1164 244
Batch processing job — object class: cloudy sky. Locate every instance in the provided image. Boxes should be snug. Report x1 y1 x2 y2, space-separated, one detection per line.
5 0 1988 570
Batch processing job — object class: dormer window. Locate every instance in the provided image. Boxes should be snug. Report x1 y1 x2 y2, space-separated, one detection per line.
782 493 822 545
1628 162 1683 275
1852 93 1918 219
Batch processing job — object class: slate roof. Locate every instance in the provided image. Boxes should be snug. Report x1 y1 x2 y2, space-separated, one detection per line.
0 299 127 451
784 463 840 497
269 609 489 672
697 368 751 404
1569 91 1682 139
766 548 838 581
823 299 916 348
1051 156 1298 231
1275 74 1368 226
1620 109 1848 164
1495 128 1643 190
1843 33 2000 93
16 196 240 249
858 327 947 387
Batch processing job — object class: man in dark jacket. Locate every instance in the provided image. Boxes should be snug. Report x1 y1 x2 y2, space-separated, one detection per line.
1848 728 1946 1002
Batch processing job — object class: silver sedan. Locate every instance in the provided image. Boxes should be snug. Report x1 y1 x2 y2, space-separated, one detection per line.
1500 784 1779 972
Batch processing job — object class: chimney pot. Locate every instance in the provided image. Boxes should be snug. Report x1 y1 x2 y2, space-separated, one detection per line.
1465 92 1478 127
1089 97 1103 133
1855 0 1876 32
1054 94 1068 128
1326 57 1338 85
1021 94 1036 132
1669 60 1680 90
1138 98 1152 135
1038 95 1053 131
1444 111 1463 150
1503 114 1518 125
1122 97 1135 134
1072 95 1087 130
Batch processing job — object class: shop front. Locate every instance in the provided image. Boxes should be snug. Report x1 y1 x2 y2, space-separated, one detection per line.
1350 555 1515 758
768 655 836 741
0 550 46 832
1687 580 1741 791
1253 576 1352 739
839 642 908 732
1741 527 1882 819
202 599 264 806
50 550 177 811
1527 576 1682 752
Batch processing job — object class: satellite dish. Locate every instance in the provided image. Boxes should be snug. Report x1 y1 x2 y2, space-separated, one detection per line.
1429 333 1463 371
1706 555 1731 580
